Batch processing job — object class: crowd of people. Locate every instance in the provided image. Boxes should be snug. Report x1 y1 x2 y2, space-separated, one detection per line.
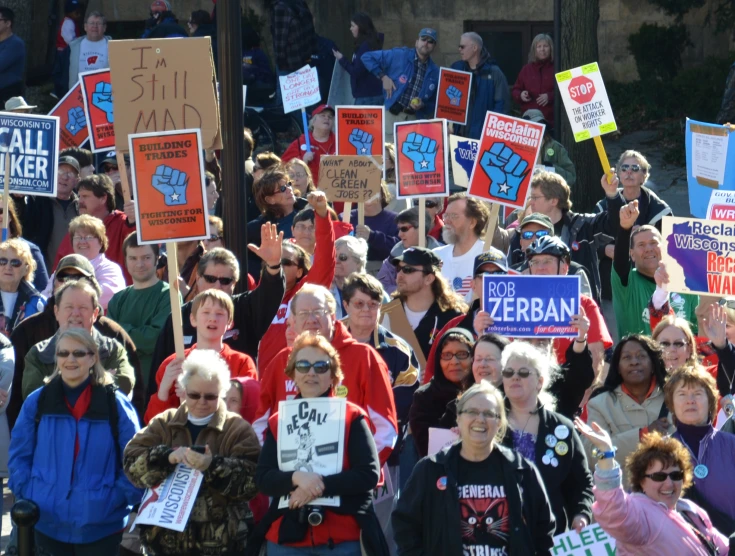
0 1 734 555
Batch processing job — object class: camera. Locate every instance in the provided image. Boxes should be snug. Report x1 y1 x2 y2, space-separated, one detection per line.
299 505 324 526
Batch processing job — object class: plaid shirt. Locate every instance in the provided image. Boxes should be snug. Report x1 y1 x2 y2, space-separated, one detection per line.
271 0 318 72
397 52 428 110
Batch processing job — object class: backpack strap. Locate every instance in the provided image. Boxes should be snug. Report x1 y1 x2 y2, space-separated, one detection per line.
105 384 121 461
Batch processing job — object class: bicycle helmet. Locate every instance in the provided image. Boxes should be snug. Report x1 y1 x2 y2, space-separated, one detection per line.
525 235 571 262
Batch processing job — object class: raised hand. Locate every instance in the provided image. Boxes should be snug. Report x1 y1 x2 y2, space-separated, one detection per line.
248 222 284 268
574 418 613 452
446 85 462 106
401 132 437 172
480 142 529 201
349 128 374 155
307 190 328 218
151 165 188 206
66 106 86 135
619 200 639 230
654 262 670 290
91 81 114 123
600 169 619 197
570 304 589 341
473 310 495 336
702 302 728 350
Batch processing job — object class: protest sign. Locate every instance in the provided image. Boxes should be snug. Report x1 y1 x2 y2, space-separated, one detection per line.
481 275 580 338
552 523 616 556
49 82 89 150
318 155 382 203
336 106 384 157
448 134 478 188
0 113 59 197
395 119 449 199
327 63 352 108
686 119 735 218
279 65 321 114
108 37 221 152
134 463 203 532
707 190 735 221
435 68 472 125
555 63 617 143
467 112 544 210
79 69 115 152
129 129 209 245
428 427 459 456
277 397 347 508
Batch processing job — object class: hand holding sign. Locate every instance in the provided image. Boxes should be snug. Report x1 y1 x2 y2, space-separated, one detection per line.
446 85 462 106
349 128 374 155
66 107 86 135
152 165 189 206
402 132 437 172
92 82 114 123
480 142 529 201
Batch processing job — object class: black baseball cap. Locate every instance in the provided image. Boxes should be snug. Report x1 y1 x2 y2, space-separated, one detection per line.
473 248 508 274
393 246 442 268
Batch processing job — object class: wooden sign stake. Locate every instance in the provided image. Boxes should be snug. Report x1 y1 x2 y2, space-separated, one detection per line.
166 241 186 359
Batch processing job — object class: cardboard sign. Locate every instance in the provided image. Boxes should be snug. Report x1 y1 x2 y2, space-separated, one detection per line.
555 62 617 142
686 119 735 218
467 112 544 210
335 106 385 156
279 65 321 114
318 155 382 203
277 397 347 508
435 68 472 125
552 523 616 555
428 427 459 456
134 463 203 532
0 113 59 197
448 134 478 187
49 81 89 150
129 129 209 245
79 69 115 152
481 275 580 338
109 38 221 152
660 215 735 296
395 119 449 199
707 190 735 221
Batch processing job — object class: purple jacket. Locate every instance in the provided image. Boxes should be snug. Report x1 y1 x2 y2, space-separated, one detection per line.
338 36 383 99
349 208 399 261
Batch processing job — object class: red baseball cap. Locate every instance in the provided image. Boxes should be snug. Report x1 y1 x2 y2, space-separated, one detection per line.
150 0 171 13
312 104 334 116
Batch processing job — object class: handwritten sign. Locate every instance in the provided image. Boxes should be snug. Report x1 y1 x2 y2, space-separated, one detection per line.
428 427 459 456
279 65 321 114
129 128 209 245
49 81 89 150
552 523 616 555
0 113 59 197
79 69 115 152
555 62 617 142
435 68 472 125
336 106 384 157
318 155 382 203
395 119 449 198
109 37 221 152
448 134 478 188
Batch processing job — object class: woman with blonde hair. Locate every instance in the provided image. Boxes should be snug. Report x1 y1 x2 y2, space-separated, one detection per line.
512 33 556 128
0 238 44 336
286 158 316 197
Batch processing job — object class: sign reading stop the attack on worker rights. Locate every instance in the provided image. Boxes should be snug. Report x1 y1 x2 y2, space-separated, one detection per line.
129 128 209 245
394 119 449 198
435 68 472 125
555 62 617 142
79 68 115 153
335 106 385 157
482 275 580 338
0 113 59 197
467 111 545 210
48 81 89 150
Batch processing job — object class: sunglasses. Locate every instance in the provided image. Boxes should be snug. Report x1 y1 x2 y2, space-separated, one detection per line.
645 470 684 482
294 360 331 374
207 234 222 242
187 392 219 401
440 351 471 361
415 200 439 208
56 272 81 282
423 38 436 44
57 349 93 359
474 270 506 278
281 258 299 267
337 253 353 262
273 182 293 194
521 230 550 241
620 164 643 173
397 266 427 275
659 340 688 349
398 225 414 233
350 300 381 311
501 368 533 379
0 258 22 268
202 274 234 286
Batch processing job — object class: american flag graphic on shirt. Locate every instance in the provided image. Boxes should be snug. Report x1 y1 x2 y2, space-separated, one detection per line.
452 276 473 298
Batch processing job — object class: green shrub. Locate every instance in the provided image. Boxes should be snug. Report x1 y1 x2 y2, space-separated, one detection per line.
628 23 692 81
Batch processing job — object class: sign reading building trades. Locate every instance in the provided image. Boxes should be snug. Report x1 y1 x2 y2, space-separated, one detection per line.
277 397 347 508
335 106 385 156
134 463 203 532
555 62 617 142
48 81 89 150
318 155 382 203
79 69 115 152
279 65 321 114
434 68 472 125
481 275 580 338
467 112 544 210
395 119 449 198
0 113 59 197
552 523 616 555
109 37 222 152
129 128 209 245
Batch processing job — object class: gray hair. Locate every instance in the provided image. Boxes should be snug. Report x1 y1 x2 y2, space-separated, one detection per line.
86 11 107 24
178 350 231 397
501 341 557 410
291 283 338 316
335 236 368 273
457 382 507 441
462 32 483 49
617 149 651 181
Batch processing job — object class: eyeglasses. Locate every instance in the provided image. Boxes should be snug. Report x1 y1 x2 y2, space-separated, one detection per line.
294 360 331 374
423 38 436 45
645 470 684 482
459 408 499 420
337 253 354 262
443 213 462 221
398 225 414 233
440 351 471 361
529 195 546 202
294 309 329 320
528 257 558 268
57 349 93 359
350 300 381 311
73 235 97 243
207 234 222 242
397 266 428 275
521 230 550 241
0 258 22 268
659 340 688 350
281 258 299 267
202 274 234 286
501 368 533 379
58 171 78 179
187 392 219 401
620 164 643 173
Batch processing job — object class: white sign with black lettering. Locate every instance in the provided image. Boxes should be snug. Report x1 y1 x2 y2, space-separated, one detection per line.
134 463 203 532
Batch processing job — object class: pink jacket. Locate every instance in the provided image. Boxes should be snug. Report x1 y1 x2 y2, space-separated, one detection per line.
593 468 728 555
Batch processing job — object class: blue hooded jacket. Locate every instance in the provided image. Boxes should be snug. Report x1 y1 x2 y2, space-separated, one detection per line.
338 34 384 99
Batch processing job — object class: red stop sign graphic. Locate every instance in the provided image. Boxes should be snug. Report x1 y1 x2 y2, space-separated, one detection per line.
568 76 595 104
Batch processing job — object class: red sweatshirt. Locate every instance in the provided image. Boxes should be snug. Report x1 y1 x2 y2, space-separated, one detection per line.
511 59 556 128
280 132 336 181
253 321 398 465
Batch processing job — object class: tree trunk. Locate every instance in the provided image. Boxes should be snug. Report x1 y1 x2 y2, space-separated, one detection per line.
560 0 601 213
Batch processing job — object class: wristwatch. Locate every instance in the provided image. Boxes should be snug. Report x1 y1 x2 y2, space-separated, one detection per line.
267 263 282 270
592 446 617 460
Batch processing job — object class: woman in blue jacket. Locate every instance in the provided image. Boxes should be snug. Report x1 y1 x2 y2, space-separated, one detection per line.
333 12 383 105
9 328 142 554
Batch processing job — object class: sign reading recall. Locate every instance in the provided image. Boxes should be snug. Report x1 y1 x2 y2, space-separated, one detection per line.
0 113 59 197
318 155 383 203
481 275 580 338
